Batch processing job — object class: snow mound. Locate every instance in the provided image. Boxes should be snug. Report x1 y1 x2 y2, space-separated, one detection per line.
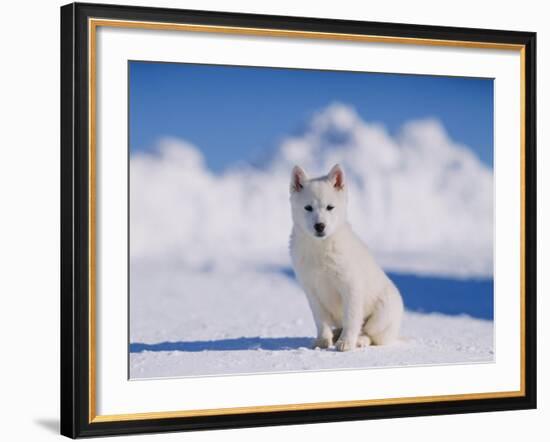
131 103 493 278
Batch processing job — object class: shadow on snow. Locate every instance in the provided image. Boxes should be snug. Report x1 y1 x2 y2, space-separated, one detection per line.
130 336 313 353
277 267 494 320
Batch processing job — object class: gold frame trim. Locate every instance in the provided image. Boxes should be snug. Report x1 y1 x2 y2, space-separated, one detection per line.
88 18 527 424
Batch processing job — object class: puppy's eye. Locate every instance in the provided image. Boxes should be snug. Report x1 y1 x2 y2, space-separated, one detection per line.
304 205 313 212
327 205 335 211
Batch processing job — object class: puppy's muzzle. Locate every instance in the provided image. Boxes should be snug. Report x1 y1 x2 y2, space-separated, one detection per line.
314 223 326 234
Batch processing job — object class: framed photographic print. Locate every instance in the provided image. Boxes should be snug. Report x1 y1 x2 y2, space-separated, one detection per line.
60 2 537 438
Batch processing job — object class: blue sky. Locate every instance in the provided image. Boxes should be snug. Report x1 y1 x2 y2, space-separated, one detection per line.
129 61 493 172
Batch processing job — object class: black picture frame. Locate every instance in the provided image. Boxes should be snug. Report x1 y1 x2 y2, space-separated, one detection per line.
61 2 537 438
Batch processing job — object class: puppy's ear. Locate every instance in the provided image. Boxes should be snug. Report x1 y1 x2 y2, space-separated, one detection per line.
328 164 345 191
290 166 308 193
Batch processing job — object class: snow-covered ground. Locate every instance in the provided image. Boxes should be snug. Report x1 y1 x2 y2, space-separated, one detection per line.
130 267 493 379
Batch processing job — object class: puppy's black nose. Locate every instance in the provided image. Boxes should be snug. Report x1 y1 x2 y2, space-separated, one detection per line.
314 223 325 233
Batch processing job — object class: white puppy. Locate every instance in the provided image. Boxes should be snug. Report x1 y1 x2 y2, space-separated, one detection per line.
289 164 404 351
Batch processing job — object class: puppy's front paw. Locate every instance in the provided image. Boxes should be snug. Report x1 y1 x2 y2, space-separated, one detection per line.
312 337 332 349
335 337 356 352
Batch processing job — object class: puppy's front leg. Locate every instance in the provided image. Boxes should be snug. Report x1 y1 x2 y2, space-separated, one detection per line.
335 290 363 352
304 291 334 349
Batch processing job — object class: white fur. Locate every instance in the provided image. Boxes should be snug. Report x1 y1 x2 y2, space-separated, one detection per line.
289 165 404 351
